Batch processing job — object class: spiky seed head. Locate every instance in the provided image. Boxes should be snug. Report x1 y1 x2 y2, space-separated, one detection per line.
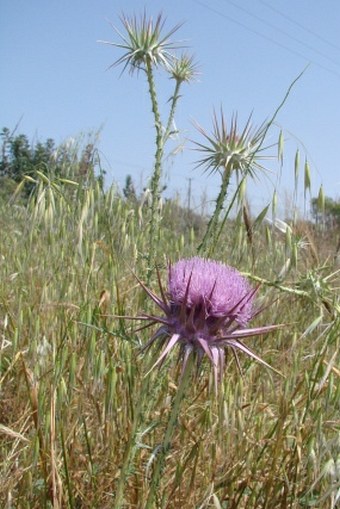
99 12 183 75
168 53 199 83
193 109 272 179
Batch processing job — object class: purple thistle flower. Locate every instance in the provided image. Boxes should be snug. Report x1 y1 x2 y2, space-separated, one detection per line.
135 257 282 386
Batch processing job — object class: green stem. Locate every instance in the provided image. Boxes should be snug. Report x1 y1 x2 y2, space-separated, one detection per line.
241 272 311 297
163 80 182 143
214 177 246 250
145 355 194 509
146 59 164 280
198 167 231 257
197 68 307 259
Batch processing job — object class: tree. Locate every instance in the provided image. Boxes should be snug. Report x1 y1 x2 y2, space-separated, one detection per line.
0 127 104 200
311 195 340 228
123 174 137 201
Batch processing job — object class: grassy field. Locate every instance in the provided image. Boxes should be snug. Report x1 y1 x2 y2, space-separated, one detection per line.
1 11 339 508
0 176 339 508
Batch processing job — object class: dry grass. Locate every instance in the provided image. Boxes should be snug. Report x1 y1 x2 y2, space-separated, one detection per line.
0 180 339 508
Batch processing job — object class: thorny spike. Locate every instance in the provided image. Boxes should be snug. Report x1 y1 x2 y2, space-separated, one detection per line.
221 323 285 340
196 337 214 363
179 270 193 323
146 333 181 375
230 346 243 375
140 326 168 353
207 279 217 304
133 271 170 313
228 339 283 376
211 346 220 394
155 264 168 308
180 344 193 379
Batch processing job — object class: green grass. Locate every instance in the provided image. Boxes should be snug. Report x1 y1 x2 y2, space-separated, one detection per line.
0 178 339 509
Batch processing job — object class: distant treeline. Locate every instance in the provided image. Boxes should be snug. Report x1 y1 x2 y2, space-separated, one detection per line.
0 127 104 199
1 126 339 229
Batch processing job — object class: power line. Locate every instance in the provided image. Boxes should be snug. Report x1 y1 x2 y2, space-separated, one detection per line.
222 0 340 68
191 0 340 79
258 0 340 53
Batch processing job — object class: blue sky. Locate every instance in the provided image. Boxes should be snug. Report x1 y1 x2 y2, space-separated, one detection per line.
1 0 340 216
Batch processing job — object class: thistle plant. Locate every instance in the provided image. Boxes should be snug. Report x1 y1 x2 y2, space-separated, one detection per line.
100 13 197 277
194 111 272 257
134 256 282 507
194 70 306 258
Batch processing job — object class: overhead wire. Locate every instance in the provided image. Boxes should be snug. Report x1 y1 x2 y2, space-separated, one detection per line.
222 0 340 68
258 0 340 53
191 0 340 79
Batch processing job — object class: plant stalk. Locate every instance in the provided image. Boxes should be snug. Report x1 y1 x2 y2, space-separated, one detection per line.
198 166 231 257
146 59 164 280
145 354 194 508
164 80 182 143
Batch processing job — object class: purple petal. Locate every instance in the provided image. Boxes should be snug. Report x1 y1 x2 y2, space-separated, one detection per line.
169 257 255 323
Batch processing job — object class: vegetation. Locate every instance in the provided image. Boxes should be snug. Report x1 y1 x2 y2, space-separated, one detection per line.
0 11 339 509
311 194 340 228
0 127 104 200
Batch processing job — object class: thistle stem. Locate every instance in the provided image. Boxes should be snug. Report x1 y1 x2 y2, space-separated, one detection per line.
198 166 231 257
146 59 164 280
145 355 194 508
215 177 246 249
164 80 182 143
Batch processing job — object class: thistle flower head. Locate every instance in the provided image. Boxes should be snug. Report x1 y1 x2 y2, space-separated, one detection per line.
99 12 183 75
193 109 272 178
168 258 253 325
136 257 282 387
168 53 199 83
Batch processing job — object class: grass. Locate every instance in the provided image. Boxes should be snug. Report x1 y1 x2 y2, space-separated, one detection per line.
0 14 338 507
0 175 339 509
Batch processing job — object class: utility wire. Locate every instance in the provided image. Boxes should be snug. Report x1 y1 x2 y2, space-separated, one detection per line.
191 0 340 79
222 0 340 68
258 0 340 53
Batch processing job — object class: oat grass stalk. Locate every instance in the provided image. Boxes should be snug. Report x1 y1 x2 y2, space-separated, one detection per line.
21 356 54 504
